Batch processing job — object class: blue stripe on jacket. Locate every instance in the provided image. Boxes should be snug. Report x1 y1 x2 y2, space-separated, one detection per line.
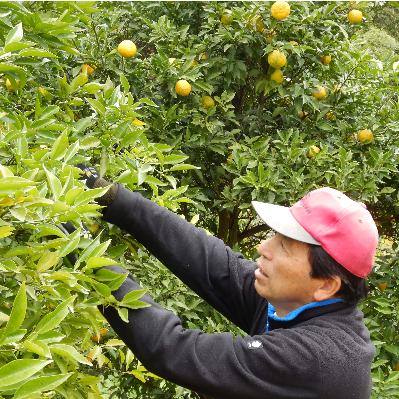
265 298 344 333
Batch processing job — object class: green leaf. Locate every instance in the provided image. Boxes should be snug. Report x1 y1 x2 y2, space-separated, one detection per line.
73 117 94 134
91 280 112 296
32 296 75 336
50 130 69 161
162 154 189 165
36 251 60 272
14 373 72 399
169 164 200 172
0 329 27 346
120 73 130 92
94 268 128 291
135 98 157 107
121 289 147 305
86 98 106 115
0 63 25 76
64 187 84 205
83 82 103 94
58 228 81 257
18 48 57 58
0 164 14 178
381 187 395 194
0 359 52 389
0 177 36 196
74 233 102 269
144 175 166 186
5 23 23 46
60 71 75 94
84 256 118 270
4 42 33 53
43 166 62 201
73 185 111 206
117 307 129 323
22 340 51 358
50 344 92 365
34 224 66 239
0 282 26 341
64 140 80 163
37 105 60 120
70 73 88 93
0 225 14 238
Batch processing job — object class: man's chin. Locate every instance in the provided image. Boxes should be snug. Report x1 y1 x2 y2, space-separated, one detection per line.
254 280 269 300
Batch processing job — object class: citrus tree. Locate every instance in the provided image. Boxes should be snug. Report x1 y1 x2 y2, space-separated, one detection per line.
0 1 398 398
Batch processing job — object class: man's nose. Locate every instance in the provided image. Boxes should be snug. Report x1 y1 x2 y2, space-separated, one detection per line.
257 239 273 259
256 241 266 254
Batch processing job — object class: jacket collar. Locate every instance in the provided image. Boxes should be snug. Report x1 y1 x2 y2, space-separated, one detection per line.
266 299 348 333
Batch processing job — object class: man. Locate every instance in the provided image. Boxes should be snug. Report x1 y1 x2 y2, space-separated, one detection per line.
79 165 378 399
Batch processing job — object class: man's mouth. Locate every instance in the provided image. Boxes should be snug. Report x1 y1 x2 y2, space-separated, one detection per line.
255 264 268 278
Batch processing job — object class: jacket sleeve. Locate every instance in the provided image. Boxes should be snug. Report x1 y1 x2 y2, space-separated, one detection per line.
101 186 261 333
99 266 320 399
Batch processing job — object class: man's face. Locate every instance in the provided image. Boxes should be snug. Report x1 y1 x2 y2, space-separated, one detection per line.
255 232 323 316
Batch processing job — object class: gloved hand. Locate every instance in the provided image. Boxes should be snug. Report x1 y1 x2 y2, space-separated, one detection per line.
76 164 119 206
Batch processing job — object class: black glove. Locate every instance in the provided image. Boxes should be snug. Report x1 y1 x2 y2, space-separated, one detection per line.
76 164 119 206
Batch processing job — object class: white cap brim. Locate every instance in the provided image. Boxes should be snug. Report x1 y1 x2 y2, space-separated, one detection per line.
251 201 321 245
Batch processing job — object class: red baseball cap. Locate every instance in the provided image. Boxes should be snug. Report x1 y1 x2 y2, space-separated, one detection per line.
252 187 379 277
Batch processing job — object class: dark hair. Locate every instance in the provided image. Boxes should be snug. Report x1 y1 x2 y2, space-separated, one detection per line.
308 245 369 304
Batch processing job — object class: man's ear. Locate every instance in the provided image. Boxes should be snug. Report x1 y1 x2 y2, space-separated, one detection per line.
313 276 342 301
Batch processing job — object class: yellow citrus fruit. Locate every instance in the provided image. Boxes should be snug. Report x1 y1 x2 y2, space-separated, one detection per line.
357 129 373 143
298 110 308 119
325 111 336 121
221 13 233 26
5 78 19 91
88 223 100 234
201 95 215 109
132 118 146 127
190 59 199 68
82 64 95 75
5 78 13 91
321 55 332 65
393 362 399 372
38 87 49 96
348 9 363 24
312 86 327 100
117 40 137 58
199 52 208 61
271 1 291 21
175 79 192 96
90 335 101 343
100 327 109 336
268 50 287 69
270 69 284 83
378 281 388 291
308 145 320 158
86 350 95 363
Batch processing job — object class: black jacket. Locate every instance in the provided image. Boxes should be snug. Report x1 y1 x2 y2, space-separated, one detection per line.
99 187 375 399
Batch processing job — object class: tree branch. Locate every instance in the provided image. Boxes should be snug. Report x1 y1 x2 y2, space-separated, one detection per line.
239 223 270 241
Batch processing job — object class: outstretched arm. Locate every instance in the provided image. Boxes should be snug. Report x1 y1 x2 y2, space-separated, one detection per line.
102 186 260 333
99 266 320 399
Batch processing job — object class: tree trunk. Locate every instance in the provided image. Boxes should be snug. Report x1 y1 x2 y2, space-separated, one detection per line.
217 207 240 248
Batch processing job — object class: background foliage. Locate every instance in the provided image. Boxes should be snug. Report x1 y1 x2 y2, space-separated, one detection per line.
0 1 398 398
